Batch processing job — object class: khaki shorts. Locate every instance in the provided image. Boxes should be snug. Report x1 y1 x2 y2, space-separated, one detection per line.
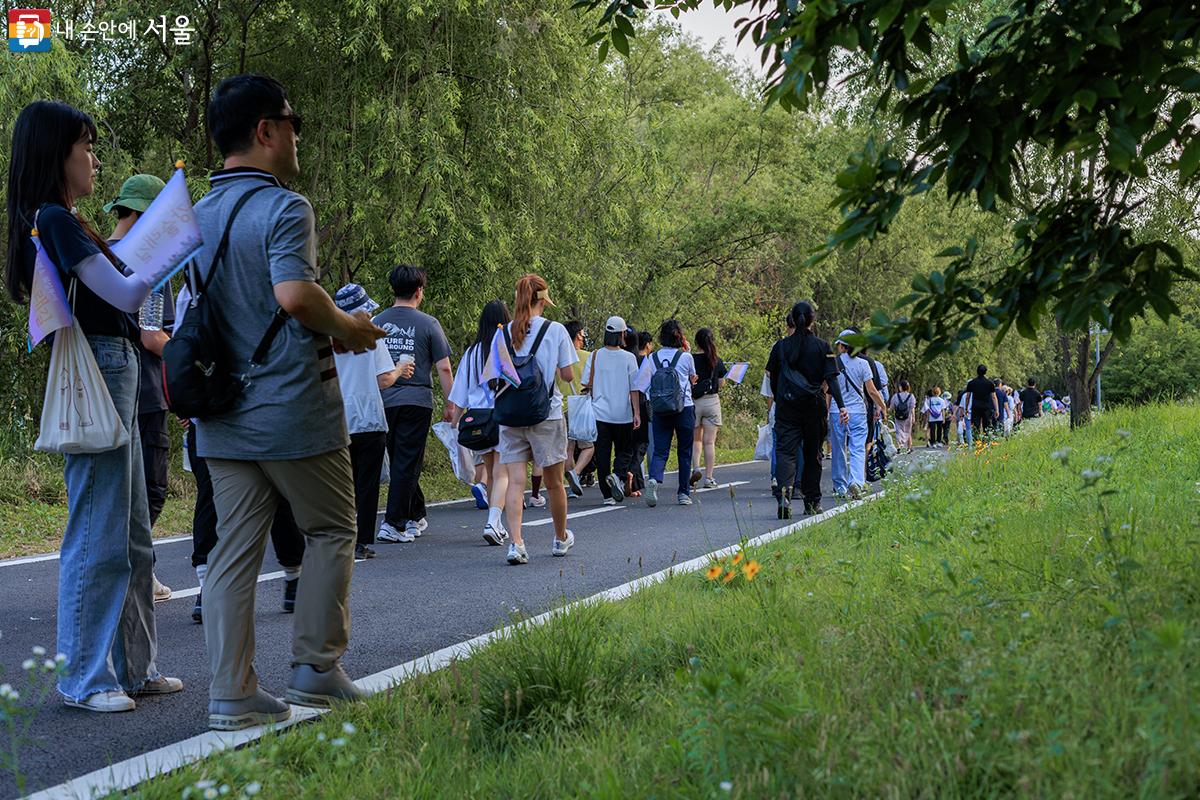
695 394 723 428
499 417 568 467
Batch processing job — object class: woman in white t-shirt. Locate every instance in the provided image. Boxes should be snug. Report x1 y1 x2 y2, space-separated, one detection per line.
581 315 641 505
449 300 511 546
921 387 948 447
496 274 578 565
642 319 698 507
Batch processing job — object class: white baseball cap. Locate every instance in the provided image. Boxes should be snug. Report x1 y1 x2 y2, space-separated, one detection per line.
605 315 627 333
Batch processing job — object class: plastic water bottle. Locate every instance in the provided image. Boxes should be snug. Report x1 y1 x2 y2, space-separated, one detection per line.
139 290 164 331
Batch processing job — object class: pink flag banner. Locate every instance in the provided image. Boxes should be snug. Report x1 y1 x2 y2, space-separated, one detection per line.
480 326 520 389
27 233 72 351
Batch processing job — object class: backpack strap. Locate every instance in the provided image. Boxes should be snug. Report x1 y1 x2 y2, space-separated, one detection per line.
836 354 864 401
667 349 683 370
527 318 552 357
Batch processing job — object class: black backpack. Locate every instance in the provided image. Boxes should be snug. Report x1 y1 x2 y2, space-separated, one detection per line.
648 350 685 414
776 341 821 403
492 321 553 427
163 185 289 419
893 392 912 421
458 346 500 450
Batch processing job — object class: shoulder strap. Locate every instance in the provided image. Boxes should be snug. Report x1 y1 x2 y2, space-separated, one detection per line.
837 354 864 400
527 318 552 357
585 349 598 394
502 323 515 355
668 349 683 370
199 184 274 295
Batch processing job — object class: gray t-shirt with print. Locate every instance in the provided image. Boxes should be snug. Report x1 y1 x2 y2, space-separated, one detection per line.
372 305 451 409
193 169 348 461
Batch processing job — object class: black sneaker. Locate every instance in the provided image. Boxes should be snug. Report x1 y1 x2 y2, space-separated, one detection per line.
192 592 203 624
283 578 298 613
804 501 823 515
355 544 376 559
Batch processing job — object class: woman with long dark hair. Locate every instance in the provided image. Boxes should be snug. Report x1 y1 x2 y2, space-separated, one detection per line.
765 301 848 518
496 274 578 564
689 327 727 489
5 101 179 711
449 299 512 546
644 319 698 507
581 316 641 505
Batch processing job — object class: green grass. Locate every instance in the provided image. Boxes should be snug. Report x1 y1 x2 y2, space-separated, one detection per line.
0 412 759 559
123 404 1199 799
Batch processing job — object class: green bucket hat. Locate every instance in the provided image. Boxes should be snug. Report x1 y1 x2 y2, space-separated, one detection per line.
103 174 167 214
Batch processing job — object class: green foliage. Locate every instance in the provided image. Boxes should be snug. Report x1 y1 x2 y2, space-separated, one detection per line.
576 1 1200 376
1101 315 1200 405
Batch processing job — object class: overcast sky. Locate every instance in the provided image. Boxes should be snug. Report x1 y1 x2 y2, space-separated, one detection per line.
658 5 766 76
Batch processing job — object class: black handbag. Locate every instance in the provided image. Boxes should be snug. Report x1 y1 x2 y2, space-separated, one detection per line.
457 348 500 450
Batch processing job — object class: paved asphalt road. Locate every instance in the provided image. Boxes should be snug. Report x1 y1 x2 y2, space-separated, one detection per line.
0 458 872 798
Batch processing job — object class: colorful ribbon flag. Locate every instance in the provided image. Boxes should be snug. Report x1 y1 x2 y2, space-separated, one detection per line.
111 165 202 290
480 325 520 389
27 232 72 351
725 361 750 384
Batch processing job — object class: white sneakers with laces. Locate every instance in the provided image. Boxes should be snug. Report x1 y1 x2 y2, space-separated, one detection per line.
552 529 575 557
377 522 413 543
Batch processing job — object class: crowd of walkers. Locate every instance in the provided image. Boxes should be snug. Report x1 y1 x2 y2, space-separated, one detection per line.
3 76 740 729
4 73 1069 732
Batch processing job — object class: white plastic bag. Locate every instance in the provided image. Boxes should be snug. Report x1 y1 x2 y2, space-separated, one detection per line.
754 422 772 462
432 421 474 485
881 423 898 460
34 320 129 455
566 394 597 442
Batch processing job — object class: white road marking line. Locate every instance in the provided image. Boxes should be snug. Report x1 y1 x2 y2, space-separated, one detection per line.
25 489 879 800
0 463 764 569
164 571 286 602
522 505 626 527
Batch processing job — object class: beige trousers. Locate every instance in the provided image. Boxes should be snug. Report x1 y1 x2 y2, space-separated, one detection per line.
205 447 356 700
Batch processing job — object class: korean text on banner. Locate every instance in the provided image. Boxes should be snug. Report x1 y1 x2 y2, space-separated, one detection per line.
27 233 72 350
111 167 202 290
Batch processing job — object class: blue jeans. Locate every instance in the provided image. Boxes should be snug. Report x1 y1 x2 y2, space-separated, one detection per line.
649 406 696 496
769 426 803 489
58 336 160 701
828 408 867 494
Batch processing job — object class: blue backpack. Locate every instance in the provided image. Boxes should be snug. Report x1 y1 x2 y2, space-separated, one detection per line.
648 350 685 414
492 321 553 427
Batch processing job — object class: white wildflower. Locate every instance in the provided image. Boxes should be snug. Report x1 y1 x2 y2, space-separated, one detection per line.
55 653 67 664
316 732 327 742
203 789 218 800
31 645 46 657
331 737 347 747
342 722 357 735
243 781 262 796
719 781 733 792
43 659 56 671
1081 468 1102 481
21 659 35 671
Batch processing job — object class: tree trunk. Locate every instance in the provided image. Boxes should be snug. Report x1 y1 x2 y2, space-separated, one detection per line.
1058 325 1092 429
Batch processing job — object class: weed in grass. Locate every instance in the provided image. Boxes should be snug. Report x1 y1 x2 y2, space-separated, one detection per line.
1 646 66 796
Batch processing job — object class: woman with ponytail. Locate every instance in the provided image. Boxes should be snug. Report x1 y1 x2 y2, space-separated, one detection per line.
497 274 578 565
765 301 848 518
689 327 727 489
5 101 179 712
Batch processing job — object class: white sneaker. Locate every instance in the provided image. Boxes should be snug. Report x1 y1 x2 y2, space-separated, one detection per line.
602 497 617 506
526 494 546 509
377 522 410 543
65 690 135 713
565 469 583 496
402 522 422 541
472 483 489 510
677 493 693 506
482 521 509 546
645 478 658 507
552 529 574 557
701 477 719 489
152 574 172 602
406 518 428 537
506 542 528 564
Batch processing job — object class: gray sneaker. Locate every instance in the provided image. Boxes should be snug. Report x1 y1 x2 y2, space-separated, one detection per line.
285 663 364 709
701 477 719 489
677 493 693 506
606 473 624 502
552 529 574 557
208 688 291 731
507 542 528 565
645 478 658 507
565 469 583 496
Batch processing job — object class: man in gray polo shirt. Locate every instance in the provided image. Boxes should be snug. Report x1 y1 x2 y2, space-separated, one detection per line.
194 74 384 731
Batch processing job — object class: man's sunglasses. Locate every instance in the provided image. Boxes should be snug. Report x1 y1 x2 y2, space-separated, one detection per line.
264 113 303 136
